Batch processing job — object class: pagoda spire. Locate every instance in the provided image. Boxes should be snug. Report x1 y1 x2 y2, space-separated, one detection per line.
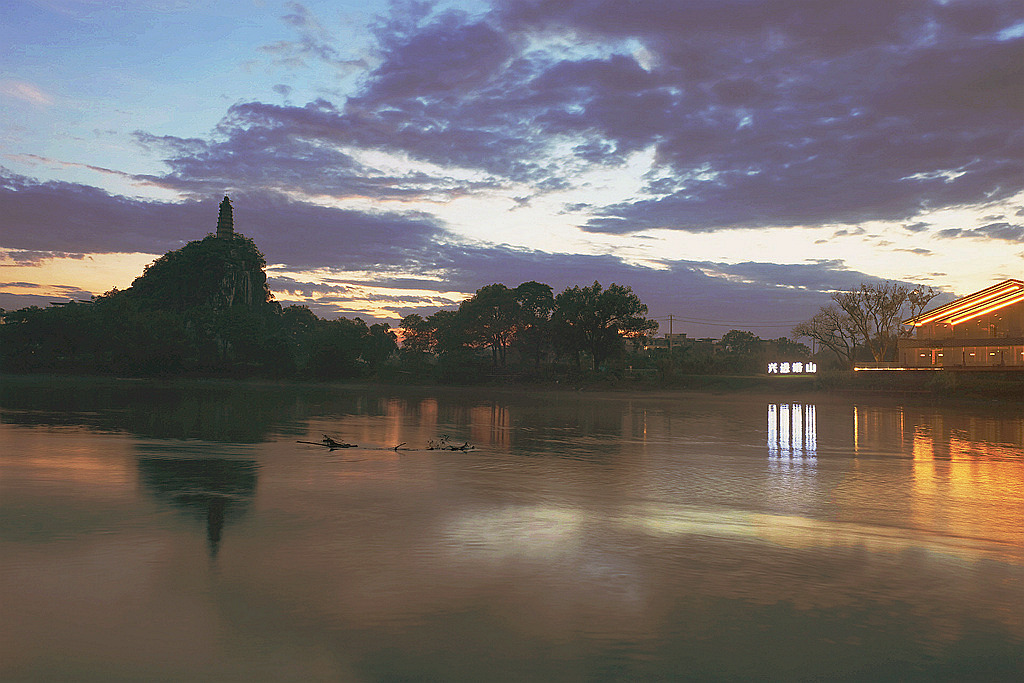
216 195 234 239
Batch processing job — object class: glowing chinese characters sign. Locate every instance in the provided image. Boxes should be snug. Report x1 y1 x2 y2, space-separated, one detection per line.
767 361 817 375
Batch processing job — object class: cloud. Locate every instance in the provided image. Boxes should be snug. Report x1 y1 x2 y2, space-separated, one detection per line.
0 292 82 310
0 249 88 265
5 153 138 180
0 80 54 106
0 169 450 269
0 283 94 311
2 165 896 334
119 0 1024 235
259 1 367 74
934 221 1024 242
903 222 931 233
367 0 1024 231
130 100 505 201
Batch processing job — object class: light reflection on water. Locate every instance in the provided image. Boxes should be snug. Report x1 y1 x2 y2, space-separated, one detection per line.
2 378 1024 681
767 402 817 458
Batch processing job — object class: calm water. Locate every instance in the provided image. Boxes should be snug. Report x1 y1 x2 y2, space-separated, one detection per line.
2 377 1023 681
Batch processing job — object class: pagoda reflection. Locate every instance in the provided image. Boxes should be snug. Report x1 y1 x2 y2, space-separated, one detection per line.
136 447 258 558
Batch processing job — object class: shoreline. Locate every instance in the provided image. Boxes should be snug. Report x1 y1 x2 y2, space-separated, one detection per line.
3 370 1022 406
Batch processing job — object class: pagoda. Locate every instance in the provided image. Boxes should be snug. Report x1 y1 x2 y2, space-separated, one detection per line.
216 196 234 239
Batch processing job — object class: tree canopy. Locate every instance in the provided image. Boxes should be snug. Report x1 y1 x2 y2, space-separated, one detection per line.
550 282 658 372
793 282 938 368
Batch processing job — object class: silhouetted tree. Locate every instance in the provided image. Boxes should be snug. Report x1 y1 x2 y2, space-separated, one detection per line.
364 323 399 370
552 282 657 372
795 282 939 366
719 329 765 373
460 283 517 366
792 305 861 369
513 281 554 369
308 317 370 378
400 313 434 354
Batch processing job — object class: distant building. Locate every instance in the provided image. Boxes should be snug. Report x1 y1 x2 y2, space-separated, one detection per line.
643 333 718 353
216 196 234 239
899 279 1024 369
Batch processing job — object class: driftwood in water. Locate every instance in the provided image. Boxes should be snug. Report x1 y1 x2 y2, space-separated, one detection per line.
296 434 357 450
426 435 474 451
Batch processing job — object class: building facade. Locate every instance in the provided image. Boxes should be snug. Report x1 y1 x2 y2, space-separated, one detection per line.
898 279 1024 369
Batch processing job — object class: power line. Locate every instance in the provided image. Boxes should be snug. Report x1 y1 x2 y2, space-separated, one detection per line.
650 315 805 327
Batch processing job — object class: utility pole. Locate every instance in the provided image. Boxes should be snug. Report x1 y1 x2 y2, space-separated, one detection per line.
667 314 674 375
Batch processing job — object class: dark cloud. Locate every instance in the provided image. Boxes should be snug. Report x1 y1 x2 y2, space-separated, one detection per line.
1 249 88 265
0 292 88 310
903 222 931 233
268 276 352 298
934 221 1024 242
132 98 509 201
0 282 95 311
110 1 1024 232
833 228 867 238
0 169 449 270
434 1 1024 230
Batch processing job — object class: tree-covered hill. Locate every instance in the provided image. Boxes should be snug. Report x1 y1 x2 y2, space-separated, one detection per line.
124 233 272 313
1 211 398 378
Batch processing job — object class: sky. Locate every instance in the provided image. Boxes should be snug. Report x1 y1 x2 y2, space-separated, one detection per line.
3 0 1024 339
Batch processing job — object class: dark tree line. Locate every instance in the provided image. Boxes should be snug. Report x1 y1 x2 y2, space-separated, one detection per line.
0 292 398 380
399 280 658 380
1 229 664 382
634 329 811 377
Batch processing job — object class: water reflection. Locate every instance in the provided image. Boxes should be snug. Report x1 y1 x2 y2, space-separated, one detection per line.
0 375 400 443
4 383 1024 680
767 403 817 459
851 403 1024 457
136 446 257 557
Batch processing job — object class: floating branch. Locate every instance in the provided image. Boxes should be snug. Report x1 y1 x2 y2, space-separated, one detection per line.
426 435 474 451
296 434 357 450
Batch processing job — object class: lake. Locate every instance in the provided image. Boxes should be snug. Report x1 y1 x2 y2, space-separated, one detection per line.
2 377 1023 681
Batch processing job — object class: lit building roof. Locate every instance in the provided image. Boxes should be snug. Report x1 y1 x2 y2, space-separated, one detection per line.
904 279 1024 327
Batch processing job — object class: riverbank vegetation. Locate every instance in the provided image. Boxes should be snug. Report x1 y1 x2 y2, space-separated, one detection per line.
0 233 665 382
